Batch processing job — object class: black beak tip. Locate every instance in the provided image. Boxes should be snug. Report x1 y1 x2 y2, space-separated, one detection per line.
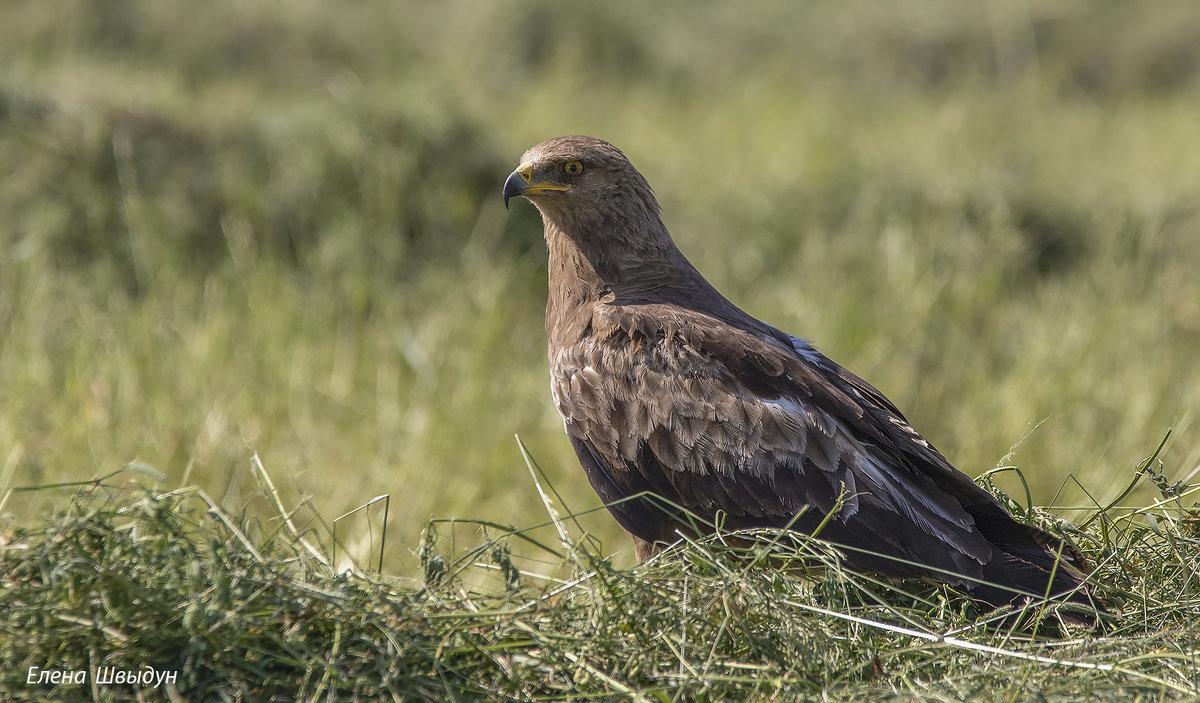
502 170 526 210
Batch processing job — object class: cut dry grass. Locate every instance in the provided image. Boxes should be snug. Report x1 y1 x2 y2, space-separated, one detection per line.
2 445 1199 701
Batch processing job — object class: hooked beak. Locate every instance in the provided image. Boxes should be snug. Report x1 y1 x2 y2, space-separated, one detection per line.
502 163 571 209
502 169 526 209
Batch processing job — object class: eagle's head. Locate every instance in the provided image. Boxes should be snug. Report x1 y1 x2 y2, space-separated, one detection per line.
502 135 659 232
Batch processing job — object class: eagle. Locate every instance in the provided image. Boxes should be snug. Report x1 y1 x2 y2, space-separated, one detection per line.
503 135 1098 614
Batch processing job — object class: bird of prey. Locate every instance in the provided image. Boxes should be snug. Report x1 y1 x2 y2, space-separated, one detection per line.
502 135 1098 614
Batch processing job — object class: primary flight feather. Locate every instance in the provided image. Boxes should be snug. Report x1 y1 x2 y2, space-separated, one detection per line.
503 135 1097 614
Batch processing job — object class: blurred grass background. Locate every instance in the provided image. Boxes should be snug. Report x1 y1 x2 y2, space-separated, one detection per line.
2 0 1198 574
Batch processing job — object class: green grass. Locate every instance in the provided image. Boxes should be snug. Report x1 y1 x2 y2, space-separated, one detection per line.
3 449 1199 701
2 0 1200 697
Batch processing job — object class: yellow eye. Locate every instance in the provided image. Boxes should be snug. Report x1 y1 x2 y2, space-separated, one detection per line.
562 160 584 176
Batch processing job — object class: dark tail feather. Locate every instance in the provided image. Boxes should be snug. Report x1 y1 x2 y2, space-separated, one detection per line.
971 543 1104 626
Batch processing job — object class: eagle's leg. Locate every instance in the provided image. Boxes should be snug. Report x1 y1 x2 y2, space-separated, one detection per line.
631 534 661 563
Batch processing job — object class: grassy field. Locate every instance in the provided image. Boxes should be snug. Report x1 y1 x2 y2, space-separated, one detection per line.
3 458 1199 700
3 1 1200 698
